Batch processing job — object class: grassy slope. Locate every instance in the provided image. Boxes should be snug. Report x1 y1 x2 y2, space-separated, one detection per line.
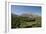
11 14 41 28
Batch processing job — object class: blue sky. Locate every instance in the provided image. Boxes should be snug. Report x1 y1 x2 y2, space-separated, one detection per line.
11 5 41 16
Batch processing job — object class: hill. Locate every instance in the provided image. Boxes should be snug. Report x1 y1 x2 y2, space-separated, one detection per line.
11 13 41 28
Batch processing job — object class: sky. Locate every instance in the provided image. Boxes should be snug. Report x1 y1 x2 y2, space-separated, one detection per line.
11 5 41 16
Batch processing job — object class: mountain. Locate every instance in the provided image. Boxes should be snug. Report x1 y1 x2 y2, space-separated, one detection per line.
11 13 41 28
19 13 40 18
